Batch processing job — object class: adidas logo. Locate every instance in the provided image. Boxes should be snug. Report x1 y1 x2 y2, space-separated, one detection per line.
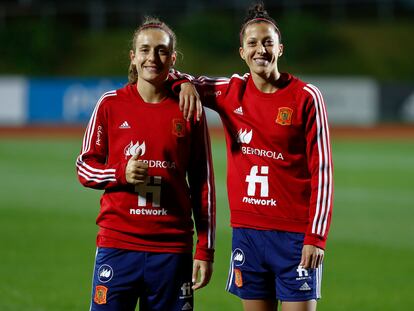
299 282 311 291
233 106 243 115
182 302 193 310
119 121 130 129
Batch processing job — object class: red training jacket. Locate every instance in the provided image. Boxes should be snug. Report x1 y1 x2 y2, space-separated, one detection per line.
76 83 216 261
172 70 333 249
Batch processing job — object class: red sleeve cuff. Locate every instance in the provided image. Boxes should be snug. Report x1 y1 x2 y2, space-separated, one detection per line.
194 247 215 262
171 79 191 95
304 234 326 250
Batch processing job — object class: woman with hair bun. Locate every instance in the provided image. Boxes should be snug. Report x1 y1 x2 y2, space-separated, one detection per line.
178 2 333 310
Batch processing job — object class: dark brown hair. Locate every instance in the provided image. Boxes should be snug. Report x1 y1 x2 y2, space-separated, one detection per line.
240 2 281 46
128 17 177 84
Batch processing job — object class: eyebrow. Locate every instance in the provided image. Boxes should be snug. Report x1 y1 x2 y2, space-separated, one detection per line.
247 36 274 41
138 44 170 49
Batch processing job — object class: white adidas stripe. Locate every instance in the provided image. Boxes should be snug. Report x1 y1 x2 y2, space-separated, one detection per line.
311 84 329 236
315 87 333 237
193 80 229 86
77 165 115 179
303 84 332 237
306 84 329 236
78 171 116 183
170 70 249 86
81 91 117 157
202 115 215 249
76 161 116 183
77 90 118 184
77 160 115 174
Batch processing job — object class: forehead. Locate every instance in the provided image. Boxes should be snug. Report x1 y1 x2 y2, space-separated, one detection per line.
136 28 171 47
244 22 279 40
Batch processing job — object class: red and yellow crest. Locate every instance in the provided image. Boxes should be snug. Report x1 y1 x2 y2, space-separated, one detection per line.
94 285 108 305
234 268 243 288
172 118 186 137
276 107 293 125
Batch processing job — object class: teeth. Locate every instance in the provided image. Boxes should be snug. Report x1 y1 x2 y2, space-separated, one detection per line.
145 67 158 72
254 59 268 66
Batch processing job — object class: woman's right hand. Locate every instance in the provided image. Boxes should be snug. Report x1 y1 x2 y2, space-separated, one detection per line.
126 154 148 184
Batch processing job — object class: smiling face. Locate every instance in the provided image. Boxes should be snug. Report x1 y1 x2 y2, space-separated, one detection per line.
130 28 176 85
239 22 283 78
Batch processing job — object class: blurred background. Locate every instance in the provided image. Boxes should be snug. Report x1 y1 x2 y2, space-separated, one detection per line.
1 0 414 125
0 1 413 310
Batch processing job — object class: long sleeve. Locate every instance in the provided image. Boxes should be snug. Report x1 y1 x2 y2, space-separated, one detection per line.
76 91 128 190
169 69 231 111
187 112 216 261
303 84 334 249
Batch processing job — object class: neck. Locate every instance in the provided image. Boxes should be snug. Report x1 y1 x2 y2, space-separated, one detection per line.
251 70 281 93
137 78 168 103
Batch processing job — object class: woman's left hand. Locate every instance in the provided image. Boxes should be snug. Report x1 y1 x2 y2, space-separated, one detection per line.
179 82 202 121
300 244 324 269
192 259 213 290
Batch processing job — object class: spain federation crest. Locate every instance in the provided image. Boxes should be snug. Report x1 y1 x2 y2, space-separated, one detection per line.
172 118 186 137
234 268 243 288
94 285 108 305
276 107 293 125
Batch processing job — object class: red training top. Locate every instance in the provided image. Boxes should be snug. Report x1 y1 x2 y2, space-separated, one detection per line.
173 70 333 249
76 83 216 261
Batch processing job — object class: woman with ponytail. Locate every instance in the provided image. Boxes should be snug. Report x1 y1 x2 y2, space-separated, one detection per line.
77 17 216 311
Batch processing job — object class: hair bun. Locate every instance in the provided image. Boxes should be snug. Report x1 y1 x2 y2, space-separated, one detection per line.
239 2 281 45
247 2 269 19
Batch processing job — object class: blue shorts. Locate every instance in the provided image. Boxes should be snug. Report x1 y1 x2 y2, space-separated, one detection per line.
90 247 193 311
226 228 322 302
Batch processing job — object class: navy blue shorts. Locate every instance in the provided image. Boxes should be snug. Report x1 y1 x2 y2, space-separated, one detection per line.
89 247 193 311
226 228 322 302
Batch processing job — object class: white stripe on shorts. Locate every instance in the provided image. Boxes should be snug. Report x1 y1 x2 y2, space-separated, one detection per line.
225 251 234 291
316 263 323 299
89 247 99 311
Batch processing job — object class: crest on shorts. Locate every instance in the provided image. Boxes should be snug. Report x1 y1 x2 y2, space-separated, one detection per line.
94 285 108 305
232 248 245 266
172 119 186 137
98 264 114 283
276 107 293 125
234 268 243 288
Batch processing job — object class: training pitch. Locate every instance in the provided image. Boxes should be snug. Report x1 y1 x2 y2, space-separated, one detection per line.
0 127 413 310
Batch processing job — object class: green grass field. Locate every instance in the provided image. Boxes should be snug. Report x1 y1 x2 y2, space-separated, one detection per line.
1 134 413 310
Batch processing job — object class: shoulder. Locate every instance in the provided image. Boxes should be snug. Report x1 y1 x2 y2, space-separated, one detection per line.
229 73 249 86
97 84 132 107
287 75 324 102
221 73 249 93
95 89 118 109
230 73 250 81
301 83 325 108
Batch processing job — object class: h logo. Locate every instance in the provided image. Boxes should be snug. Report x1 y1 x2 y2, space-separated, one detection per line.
296 266 309 277
135 176 162 207
245 166 269 197
181 282 192 297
